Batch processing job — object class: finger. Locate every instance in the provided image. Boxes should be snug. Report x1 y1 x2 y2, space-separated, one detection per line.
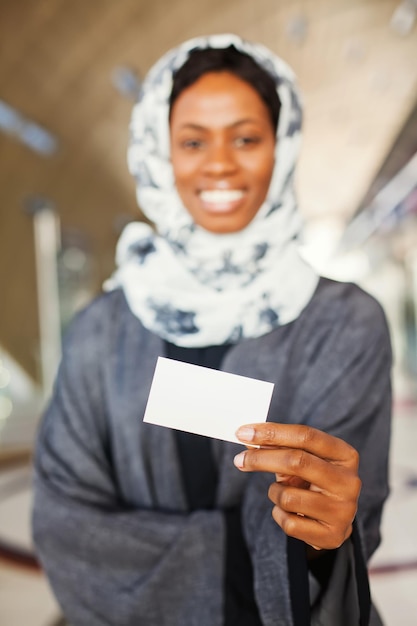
235 423 359 468
268 482 358 526
271 506 353 550
276 475 311 489
234 447 361 496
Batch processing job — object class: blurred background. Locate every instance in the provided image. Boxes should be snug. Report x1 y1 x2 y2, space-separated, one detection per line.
0 0 416 624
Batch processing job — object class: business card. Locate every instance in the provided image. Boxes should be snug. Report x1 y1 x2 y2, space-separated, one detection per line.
143 356 274 444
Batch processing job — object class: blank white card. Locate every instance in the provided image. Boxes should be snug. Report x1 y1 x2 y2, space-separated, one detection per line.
143 357 274 444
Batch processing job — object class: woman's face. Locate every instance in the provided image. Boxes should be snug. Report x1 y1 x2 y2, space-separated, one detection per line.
169 71 276 234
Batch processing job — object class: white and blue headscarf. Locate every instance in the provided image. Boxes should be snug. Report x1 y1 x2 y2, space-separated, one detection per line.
111 34 318 346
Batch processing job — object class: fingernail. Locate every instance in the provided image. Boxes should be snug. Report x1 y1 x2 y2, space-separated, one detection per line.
233 451 246 469
236 426 255 442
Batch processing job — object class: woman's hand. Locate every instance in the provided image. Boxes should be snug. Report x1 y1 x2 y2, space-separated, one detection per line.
234 423 361 552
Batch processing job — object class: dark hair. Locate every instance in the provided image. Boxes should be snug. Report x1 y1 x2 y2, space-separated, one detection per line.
169 46 281 132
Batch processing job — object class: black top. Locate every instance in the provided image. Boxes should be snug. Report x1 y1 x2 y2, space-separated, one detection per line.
164 341 263 626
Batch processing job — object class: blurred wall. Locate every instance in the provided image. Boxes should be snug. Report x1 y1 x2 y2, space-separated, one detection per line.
1 0 416 381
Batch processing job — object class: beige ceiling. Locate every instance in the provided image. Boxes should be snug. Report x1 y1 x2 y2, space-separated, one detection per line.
1 0 417 379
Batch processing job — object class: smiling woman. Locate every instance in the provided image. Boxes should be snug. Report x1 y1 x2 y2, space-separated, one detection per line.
170 71 276 233
32 34 392 626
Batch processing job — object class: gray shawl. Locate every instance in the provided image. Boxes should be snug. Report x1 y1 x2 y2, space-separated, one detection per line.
32 278 391 625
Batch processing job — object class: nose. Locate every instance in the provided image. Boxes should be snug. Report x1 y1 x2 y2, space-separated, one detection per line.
202 140 238 177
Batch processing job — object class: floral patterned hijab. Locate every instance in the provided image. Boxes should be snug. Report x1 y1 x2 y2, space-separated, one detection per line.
110 34 318 346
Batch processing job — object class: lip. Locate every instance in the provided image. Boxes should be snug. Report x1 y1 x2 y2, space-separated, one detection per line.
198 188 246 214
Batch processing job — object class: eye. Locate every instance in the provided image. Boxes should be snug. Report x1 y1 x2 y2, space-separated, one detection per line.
181 138 205 150
234 136 262 148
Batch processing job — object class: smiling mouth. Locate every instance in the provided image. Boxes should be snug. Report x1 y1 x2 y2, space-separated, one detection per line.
199 189 245 212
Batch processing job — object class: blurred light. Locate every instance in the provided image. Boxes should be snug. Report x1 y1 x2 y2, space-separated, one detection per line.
300 216 345 273
340 151 417 251
286 16 309 45
327 250 371 282
0 363 11 389
344 38 366 63
0 396 13 421
112 66 142 99
61 247 87 272
390 1 417 36
0 99 58 156
20 121 58 155
369 70 391 94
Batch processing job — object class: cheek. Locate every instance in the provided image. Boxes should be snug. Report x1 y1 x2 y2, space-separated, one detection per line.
171 155 198 189
247 156 275 193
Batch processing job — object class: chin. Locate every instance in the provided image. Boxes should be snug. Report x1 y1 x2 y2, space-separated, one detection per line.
191 208 254 234
197 219 250 234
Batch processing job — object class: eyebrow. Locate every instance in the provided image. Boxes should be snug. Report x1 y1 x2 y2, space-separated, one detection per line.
176 118 263 131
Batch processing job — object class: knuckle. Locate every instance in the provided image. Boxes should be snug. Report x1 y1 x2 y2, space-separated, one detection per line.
334 470 361 503
263 425 278 443
280 489 298 511
341 474 362 503
300 425 317 446
268 482 278 503
333 527 348 548
348 446 360 469
335 500 358 529
289 449 309 472
352 475 362 498
348 499 359 521
323 523 346 550
281 514 298 538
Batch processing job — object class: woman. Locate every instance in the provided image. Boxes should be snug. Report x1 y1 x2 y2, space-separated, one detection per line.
32 34 392 625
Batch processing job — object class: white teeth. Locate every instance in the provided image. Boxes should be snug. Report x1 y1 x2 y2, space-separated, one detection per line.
200 189 244 203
